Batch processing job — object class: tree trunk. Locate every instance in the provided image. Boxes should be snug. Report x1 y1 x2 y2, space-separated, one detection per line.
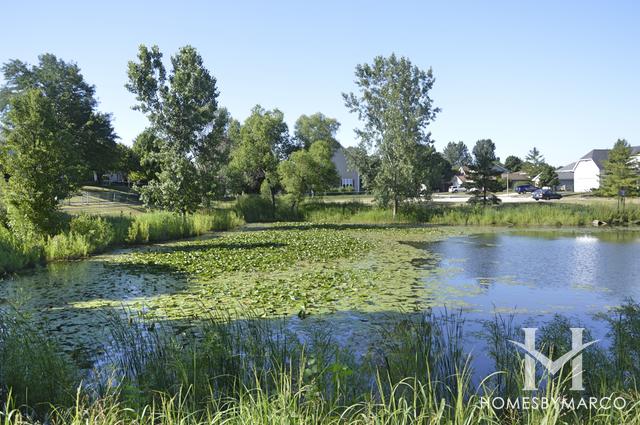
393 196 398 218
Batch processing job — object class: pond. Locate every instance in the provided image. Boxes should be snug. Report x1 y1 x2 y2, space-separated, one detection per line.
1 226 639 375
426 229 640 318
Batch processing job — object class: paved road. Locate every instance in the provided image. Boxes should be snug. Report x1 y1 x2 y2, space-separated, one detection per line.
432 193 539 203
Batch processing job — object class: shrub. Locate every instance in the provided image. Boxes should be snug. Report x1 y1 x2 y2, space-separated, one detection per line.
69 214 115 252
0 227 43 274
234 195 275 222
44 232 91 261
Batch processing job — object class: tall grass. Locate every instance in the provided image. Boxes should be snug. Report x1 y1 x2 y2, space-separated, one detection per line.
2 305 640 424
0 210 243 273
298 200 640 227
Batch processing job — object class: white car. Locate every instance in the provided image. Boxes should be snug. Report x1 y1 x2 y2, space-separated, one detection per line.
448 186 468 193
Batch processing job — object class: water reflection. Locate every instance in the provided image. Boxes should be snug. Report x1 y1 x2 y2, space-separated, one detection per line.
427 230 640 316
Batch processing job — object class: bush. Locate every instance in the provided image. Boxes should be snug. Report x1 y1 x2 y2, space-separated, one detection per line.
44 232 91 261
69 214 115 252
0 227 43 274
234 195 275 222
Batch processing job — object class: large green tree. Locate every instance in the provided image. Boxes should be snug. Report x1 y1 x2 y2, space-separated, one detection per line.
0 89 79 235
126 44 220 213
504 155 523 172
228 105 290 206
343 54 440 216
467 139 502 203
601 139 639 198
278 140 339 211
294 113 340 150
442 141 471 168
1 54 118 180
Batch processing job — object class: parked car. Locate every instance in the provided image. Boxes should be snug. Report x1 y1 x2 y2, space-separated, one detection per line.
515 184 539 194
532 189 562 200
448 186 468 193
467 193 502 205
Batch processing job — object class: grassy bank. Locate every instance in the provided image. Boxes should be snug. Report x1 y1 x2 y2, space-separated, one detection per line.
2 304 640 424
295 200 640 226
0 210 243 274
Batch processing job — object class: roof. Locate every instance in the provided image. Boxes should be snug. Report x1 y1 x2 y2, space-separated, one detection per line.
578 146 640 170
501 171 530 180
557 162 576 172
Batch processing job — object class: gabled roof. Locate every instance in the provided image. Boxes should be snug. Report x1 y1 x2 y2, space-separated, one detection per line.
578 146 640 170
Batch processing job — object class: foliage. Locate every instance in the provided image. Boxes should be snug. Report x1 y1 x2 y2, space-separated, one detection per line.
4 305 640 423
466 139 502 203
0 226 42 273
0 310 79 413
524 146 545 176
228 105 290 203
601 139 639 198
130 128 165 183
343 54 439 216
442 141 472 168
504 155 523 172
343 145 380 191
234 194 276 222
0 53 118 178
0 89 79 235
537 163 560 187
293 112 340 150
278 140 339 209
126 45 220 213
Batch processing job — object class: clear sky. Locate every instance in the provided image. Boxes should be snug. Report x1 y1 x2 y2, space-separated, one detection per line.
2 0 639 166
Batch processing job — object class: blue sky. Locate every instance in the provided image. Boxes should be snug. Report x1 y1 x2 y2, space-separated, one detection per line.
2 0 639 165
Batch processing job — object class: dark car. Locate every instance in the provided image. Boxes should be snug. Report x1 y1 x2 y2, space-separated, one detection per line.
532 189 562 200
467 193 502 205
515 184 539 194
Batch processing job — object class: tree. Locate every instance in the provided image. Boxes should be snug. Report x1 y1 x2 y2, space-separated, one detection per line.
228 105 290 207
126 44 219 213
278 140 339 211
442 141 471 168
504 155 523 172
131 129 164 183
343 54 439 216
0 89 79 235
537 164 560 187
467 139 502 203
524 147 545 176
601 139 639 198
1 54 118 179
344 145 380 191
294 113 340 150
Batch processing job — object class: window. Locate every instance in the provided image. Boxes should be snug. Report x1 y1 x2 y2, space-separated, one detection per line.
341 178 353 187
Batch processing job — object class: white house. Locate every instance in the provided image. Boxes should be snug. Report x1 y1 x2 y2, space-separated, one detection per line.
331 147 361 192
572 147 640 192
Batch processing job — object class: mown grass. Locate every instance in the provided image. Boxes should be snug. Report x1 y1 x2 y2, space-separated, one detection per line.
0 210 243 274
2 303 640 424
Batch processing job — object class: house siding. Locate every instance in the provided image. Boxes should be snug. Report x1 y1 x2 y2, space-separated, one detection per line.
574 160 601 192
331 148 360 192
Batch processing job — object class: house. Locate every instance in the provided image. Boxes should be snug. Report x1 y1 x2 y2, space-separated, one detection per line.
450 164 508 189
556 163 575 192
531 163 575 191
331 147 361 192
572 147 640 192
501 171 530 189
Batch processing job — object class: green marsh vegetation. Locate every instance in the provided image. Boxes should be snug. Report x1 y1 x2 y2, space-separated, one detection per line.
0 210 242 274
2 304 640 424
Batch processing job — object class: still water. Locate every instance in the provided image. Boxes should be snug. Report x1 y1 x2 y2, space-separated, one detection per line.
1 229 639 372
